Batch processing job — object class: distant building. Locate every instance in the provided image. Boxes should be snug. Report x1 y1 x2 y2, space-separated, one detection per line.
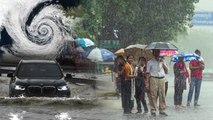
192 0 213 31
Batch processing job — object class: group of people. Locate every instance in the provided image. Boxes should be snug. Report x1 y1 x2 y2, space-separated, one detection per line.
174 49 205 108
114 49 205 117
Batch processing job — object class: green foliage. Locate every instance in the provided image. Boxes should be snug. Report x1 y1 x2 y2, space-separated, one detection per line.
63 0 103 43
102 0 194 46
63 0 195 48
63 5 85 18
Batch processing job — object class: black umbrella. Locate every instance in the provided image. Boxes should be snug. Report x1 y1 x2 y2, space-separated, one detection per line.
145 42 178 50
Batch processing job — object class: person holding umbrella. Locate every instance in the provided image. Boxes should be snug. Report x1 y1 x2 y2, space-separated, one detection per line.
187 49 205 106
146 49 168 116
173 55 189 108
113 55 126 108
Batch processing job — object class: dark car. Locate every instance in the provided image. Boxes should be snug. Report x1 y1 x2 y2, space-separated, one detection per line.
8 60 71 97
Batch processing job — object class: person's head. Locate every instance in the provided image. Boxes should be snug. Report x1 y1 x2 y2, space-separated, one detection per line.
178 56 184 62
116 55 123 60
138 56 147 66
152 49 160 58
126 54 134 63
117 55 126 64
195 49 201 56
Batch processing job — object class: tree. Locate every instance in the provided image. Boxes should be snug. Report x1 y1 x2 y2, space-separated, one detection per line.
64 0 195 48
101 0 195 47
63 0 103 43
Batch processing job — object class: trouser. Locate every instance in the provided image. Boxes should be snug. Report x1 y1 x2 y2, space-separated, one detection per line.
135 94 148 112
135 77 148 112
123 80 133 113
149 77 166 113
121 79 125 108
187 77 202 104
116 77 122 94
174 84 184 105
165 81 168 96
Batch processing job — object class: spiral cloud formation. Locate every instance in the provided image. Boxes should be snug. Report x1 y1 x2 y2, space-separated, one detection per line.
0 0 75 60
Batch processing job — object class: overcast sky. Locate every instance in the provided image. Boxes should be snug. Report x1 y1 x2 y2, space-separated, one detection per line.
195 0 213 11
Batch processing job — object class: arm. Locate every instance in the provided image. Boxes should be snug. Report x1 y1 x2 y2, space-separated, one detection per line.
117 66 124 76
188 62 193 84
145 72 150 91
137 66 143 77
162 61 168 74
163 63 168 74
124 64 135 79
188 70 191 84
189 61 199 70
159 58 168 74
199 61 205 70
145 62 151 91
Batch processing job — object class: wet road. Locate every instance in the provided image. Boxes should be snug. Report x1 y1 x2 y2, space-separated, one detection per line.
0 74 213 120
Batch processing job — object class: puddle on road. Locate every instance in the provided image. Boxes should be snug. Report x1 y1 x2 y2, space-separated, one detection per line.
0 97 100 107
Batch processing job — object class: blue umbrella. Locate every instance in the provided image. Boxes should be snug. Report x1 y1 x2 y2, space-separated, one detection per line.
171 52 200 62
83 47 115 62
75 38 95 48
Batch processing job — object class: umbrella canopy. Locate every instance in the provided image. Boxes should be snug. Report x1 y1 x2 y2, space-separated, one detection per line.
114 48 125 56
125 44 147 50
83 48 115 62
125 44 153 61
75 38 95 48
160 50 178 57
145 42 178 50
171 52 200 62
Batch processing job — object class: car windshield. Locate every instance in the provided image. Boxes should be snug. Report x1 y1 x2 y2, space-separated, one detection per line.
16 63 63 79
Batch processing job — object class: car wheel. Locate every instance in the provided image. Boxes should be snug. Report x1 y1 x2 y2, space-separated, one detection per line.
9 89 14 97
65 95 70 98
9 86 15 97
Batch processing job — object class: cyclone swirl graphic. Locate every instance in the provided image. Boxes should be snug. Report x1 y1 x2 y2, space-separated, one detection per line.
0 0 77 60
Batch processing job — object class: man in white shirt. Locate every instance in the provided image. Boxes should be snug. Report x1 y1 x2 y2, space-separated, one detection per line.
146 49 168 116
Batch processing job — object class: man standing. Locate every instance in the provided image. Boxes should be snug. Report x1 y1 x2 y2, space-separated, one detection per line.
187 49 205 106
114 55 126 108
146 49 168 116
